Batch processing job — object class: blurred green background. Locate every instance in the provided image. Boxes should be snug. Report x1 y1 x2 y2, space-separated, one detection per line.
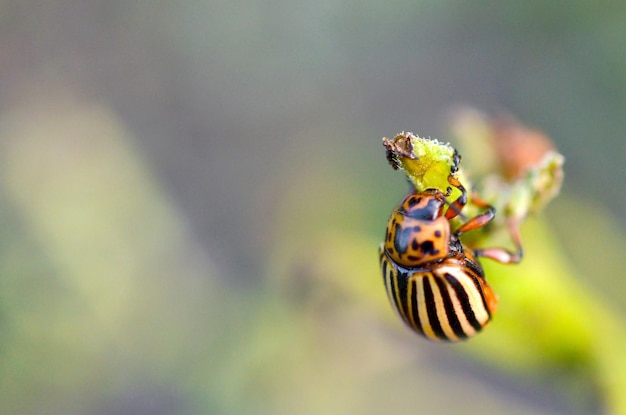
1 1 625 414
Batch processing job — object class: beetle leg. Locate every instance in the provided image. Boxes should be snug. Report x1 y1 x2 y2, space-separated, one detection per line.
444 150 468 220
450 149 461 174
444 174 468 220
471 192 524 263
468 190 492 209
456 206 495 235
454 190 500 235
456 187 523 234
455 191 524 264
474 218 524 264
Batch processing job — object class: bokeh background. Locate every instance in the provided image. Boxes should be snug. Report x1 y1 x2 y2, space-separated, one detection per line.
1 1 625 414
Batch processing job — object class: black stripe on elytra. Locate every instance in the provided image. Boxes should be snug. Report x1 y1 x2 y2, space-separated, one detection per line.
422 277 447 340
465 270 492 318
463 255 485 278
434 275 467 339
396 269 411 322
381 257 395 309
410 277 424 334
444 272 483 333
387 264 404 319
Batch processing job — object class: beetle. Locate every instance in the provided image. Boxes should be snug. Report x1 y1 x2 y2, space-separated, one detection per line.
379 151 522 341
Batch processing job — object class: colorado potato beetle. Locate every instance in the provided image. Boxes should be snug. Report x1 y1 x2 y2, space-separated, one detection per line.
379 152 522 341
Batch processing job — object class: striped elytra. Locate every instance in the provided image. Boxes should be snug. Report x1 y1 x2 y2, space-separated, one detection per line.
379 245 498 341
